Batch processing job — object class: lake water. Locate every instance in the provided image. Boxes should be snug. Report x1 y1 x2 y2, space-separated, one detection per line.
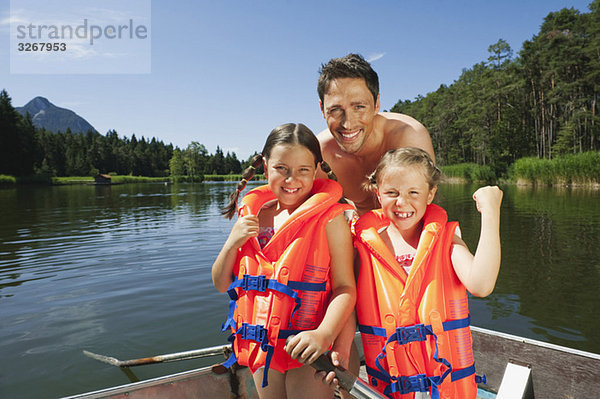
1 181 599 399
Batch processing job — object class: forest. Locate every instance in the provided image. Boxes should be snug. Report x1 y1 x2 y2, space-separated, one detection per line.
392 1 599 176
1 2 599 182
0 89 246 180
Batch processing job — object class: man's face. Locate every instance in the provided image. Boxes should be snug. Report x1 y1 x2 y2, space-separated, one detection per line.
321 77 380 154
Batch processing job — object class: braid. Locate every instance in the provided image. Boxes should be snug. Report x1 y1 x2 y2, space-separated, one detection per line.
320 161 338 181
320 161 351 205
362 170 378 193
221 154 263 219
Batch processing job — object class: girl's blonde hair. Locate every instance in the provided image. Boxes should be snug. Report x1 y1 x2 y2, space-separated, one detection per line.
365 147 443 192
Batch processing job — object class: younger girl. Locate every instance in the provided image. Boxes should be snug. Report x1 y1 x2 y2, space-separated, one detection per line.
354 147 502 399
212 123 356 399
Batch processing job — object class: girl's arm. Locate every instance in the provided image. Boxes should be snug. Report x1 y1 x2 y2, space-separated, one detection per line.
286 213 356 364
451 186 503 297
211 215 259 292
328 248 361 369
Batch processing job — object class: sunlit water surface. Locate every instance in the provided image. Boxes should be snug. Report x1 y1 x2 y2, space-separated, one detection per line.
1 182 598 398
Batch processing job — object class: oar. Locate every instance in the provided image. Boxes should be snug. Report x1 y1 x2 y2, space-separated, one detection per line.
309 354 387 399
83 344 228 367
286 337 386 399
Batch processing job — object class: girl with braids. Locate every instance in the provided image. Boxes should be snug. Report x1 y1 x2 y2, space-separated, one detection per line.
212 123 356 399
352 147 502 398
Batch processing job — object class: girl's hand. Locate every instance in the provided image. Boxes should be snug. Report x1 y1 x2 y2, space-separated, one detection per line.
212 215 259 292
226 215 259 249
473 186 503 214
285 330 331 365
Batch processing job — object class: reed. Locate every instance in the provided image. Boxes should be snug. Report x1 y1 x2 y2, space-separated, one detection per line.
511 152 600 185
109 175 170 184
0 174 17 185
203 174 265 182
440 163 496 183
51 176 93 184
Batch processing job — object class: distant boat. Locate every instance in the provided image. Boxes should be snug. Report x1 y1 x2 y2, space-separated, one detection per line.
94 174 113 185
64 327 600 399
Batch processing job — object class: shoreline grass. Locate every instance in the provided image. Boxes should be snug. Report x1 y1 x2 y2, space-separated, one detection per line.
5 152 599 188
0 174 17 185
203 174 265 182
440 163 496 183
511 151 600 186
49 174 265 185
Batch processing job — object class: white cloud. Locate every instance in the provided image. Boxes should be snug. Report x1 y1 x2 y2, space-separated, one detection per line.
366 52 385 63
1 15 28 25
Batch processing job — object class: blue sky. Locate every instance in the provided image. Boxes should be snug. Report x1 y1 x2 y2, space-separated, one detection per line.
0 0 594 160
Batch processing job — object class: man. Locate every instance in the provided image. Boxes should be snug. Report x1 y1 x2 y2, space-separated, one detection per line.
315 54 435 395
317 53 434 216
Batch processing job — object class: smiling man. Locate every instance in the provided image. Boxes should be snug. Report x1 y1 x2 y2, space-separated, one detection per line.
317 53 434 216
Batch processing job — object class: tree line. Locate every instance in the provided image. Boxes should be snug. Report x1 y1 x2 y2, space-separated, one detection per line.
0 90 249 179
391 1 599 176
3 3 598 181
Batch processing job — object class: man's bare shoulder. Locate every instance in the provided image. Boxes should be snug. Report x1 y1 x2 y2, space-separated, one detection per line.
317 128 343 160
377 112 434 160
378 112 428 135
317 127 333 145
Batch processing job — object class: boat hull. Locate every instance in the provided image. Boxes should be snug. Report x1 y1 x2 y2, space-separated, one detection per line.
61 364 258 399
66 327 600 398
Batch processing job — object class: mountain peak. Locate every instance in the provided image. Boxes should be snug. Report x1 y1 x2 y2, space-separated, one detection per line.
15 97 97 134
28 96 52 110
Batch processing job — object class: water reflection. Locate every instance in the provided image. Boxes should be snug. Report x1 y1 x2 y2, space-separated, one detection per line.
438 183 600 352
0 181 598 399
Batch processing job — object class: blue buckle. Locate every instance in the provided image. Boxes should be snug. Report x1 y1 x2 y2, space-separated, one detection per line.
400 374 430 393
395 324 428 345
241 275 268 292
240 323 267 343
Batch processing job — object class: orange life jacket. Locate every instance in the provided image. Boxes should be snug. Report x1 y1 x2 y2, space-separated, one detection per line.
354 204 484 399
221 179 352 387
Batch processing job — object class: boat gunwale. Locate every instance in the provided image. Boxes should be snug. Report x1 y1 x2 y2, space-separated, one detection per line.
60 365 218 399
471 326 600 360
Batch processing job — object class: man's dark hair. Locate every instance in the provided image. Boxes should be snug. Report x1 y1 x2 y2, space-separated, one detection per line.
317 53 379 104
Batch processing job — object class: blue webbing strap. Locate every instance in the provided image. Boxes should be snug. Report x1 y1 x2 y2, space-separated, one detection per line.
225 275 327 331
358 315 471 340
358 315 471 399
286 280 327 291
380 330 451 399
385 374 443 398
226 323 275 388
365 365 390 387
220 276 328 387
451 364 486 385
277 329 302 339
358 324 388 337
366 363 484 398
222 330 238 369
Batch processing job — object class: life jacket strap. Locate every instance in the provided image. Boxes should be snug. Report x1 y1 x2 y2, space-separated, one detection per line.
225 322 275 388
224 275 327 331
378 364 479 399
227 275 300 300
385 373 440 396
362 315 471 398
277 329 303 339
220 276 329 387
451 363 486 385
358 315 471 342
367 363 481 385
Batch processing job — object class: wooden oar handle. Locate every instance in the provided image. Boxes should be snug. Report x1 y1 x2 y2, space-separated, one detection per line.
310 353 357 392
286 336 356 392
